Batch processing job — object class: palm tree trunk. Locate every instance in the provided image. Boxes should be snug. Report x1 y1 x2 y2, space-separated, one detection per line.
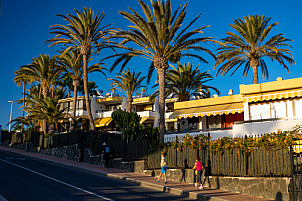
250 58 259 84
21 82 25 133
252 66 259 84
68 86 71 98
83 54 95 131
158 67 166 144
42 86 48 134
72 79 80 130
127 95 133 112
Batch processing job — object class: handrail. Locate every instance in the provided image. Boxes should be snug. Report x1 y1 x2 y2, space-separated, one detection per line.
165 127 232 135
234 116 302 125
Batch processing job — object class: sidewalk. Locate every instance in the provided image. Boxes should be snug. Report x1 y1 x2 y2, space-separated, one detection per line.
0 146 272 201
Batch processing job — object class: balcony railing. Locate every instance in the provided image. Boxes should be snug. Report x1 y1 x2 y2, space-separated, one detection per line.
164 127 233 143
136 110 156 117
95 110 113 118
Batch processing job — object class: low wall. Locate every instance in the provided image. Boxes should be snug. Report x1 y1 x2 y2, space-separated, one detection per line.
142 169 290 201
40 144 81 162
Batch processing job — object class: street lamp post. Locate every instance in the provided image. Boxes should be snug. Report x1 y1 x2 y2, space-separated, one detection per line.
8 101 13 132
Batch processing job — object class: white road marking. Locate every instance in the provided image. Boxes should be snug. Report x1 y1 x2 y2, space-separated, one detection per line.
0 194 8 201
0 158 113 201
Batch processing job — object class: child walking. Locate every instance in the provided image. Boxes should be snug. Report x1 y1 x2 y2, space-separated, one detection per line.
155 152 167 184
192 157 204 189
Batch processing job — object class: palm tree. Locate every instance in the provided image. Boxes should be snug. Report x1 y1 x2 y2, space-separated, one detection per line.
14 68 29 133
17 54 63 133
11 85 68 133
107 0 215 143
214 14 295 84
57 74 73 98
45 7 114 131
25 96 69 133
58 49 106 128
108 69 146 112
152 62 220 101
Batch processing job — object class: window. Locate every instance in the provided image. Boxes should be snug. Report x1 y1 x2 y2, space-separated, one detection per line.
208 115 221 129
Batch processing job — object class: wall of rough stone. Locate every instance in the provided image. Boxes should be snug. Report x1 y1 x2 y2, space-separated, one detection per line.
142 169 290 201
40 144 81 162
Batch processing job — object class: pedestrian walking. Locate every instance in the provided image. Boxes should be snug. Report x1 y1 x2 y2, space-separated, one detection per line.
102 142 111 168
192 157 204 189
155 152 167 184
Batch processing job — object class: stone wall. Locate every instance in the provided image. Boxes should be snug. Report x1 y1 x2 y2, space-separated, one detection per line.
142 168 290 201
40 144 81 162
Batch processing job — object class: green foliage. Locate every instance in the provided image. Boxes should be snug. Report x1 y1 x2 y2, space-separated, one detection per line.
152 62 220 101
112 109 141 143
215 14 295 84
111 109 159 145
163 129 298 156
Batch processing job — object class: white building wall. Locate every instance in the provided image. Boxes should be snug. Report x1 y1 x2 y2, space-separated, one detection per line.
244 102 250 121
233 117 302 137
164 130 233 143
249 99 298 120
295 99 302 116
250 103 271 120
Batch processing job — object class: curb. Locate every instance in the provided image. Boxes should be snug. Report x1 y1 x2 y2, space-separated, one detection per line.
0 147 235 201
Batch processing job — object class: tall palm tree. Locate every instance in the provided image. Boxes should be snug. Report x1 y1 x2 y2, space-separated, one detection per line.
152 62 220 101
107 0 215 143
214 15 295 84
17 54 63 133
14 68 29 133
45 7 114 131
108 69 146 112
58 49 106 128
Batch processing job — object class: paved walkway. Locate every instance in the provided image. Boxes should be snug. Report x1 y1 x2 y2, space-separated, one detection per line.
0 146 273 201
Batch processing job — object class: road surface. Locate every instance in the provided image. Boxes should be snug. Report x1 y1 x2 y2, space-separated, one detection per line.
0 149 193 201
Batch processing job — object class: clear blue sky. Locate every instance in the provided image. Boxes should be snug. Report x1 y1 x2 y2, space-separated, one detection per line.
1 0 301 130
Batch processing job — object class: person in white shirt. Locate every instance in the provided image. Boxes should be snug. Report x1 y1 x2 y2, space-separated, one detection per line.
155 152 167 184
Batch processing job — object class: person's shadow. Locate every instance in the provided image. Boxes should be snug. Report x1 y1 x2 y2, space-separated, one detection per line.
202 160 211 188
275 192 283 201
180 159 189 182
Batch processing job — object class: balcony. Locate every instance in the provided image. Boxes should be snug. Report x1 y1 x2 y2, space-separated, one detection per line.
67 109 87 117
136 110 156 118
233 116 302 137
164 127 233 143
95 110 113 118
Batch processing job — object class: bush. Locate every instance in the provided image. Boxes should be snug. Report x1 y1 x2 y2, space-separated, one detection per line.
112 109 159 145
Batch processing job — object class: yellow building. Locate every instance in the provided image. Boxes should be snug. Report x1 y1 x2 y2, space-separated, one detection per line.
58 77 302 137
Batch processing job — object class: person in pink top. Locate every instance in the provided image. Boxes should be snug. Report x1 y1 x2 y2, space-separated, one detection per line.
192 157 204 189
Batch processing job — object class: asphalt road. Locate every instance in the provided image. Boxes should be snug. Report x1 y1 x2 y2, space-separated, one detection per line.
0 149 193 201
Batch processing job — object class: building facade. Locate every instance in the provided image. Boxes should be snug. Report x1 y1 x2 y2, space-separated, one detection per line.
59 77 302 140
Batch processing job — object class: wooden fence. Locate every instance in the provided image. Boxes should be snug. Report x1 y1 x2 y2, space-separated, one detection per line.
147 147 291 177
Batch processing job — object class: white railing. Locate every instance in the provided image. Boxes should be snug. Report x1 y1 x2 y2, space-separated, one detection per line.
164 129 233 143
137 110 156 117
67 109 87 117
165 112 173 119
95 111 113 118
233 116 302 137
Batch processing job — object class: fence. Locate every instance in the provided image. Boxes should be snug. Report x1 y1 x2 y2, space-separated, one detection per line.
1 131 10 142
164 128 233 143
147 147 291 177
